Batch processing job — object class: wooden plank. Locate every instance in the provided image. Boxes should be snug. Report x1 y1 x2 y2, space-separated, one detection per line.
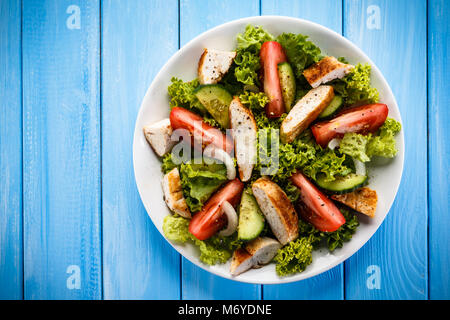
101 0 181 299
428 0 450 300
343 0 428 299
22 0 101 299
261 0 344 300
261 0 342 32
0 0 23 300
179 0 262 300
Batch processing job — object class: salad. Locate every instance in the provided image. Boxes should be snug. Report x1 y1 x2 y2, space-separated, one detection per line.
142 25 401 277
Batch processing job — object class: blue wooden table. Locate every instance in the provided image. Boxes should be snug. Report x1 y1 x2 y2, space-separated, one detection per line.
1 0 448 300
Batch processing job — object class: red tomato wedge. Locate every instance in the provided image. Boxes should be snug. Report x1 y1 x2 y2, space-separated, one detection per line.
291 171 345 232
260 41 287 118
189 178 244 240
170 106 234 153
311 103 389 147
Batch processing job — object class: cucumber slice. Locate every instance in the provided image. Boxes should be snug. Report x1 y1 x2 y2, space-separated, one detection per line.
278 62 296 112
238 191 265 241
318 95 343 119
194 84 232 128
316 173 368 194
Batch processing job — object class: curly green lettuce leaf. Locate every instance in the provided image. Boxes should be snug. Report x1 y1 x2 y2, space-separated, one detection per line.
206 234 243 253
167 77 206 113
180 160 228 213
297 219 323 248
339 132 371 163
167 77 223 128
274 235 314 276
255 126 283 178
281 180 302 203
339 118 401 161
238 91 269 112
297 207 360 253
162 215 240 265
163 214 192 242
301 149 352 182
332 63 379 106
324 207 360 251
248 114 352 200
276 131 317 181
367 118 401 158
220 24 274 91
195 240 232 265
219 64 244 95
275 33 322 79
236 24 274 52
161 153 178 174
254 127 352 191
252 127 307 202
254 113 286 131
234 25 274 86
234 51 261 86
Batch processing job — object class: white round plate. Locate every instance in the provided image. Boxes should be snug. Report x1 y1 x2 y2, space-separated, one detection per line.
133 16 404 284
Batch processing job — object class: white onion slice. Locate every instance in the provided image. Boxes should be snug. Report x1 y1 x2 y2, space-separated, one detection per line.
218 201 238 237
203 146 236 180
328 138 342 150
353 158 367 176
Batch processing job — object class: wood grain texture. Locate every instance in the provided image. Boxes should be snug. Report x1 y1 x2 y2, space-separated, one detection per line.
261 0 342 32
261 0 344 300
343 0 428 299
22 0 101 299
428 0 450 300
101 0 181 299
179 0 262 300
0 0 23 300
